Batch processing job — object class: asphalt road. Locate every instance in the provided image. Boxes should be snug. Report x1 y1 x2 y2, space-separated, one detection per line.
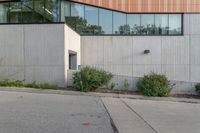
0 91 114 133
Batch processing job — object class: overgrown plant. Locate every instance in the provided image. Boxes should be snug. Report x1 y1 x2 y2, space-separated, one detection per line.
137 73 171 97
195 83 200 95
123 79 129 90
110 82 116 90
73 66 113 92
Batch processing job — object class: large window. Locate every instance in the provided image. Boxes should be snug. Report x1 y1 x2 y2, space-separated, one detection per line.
141 14 155 35
0 1 183 36
169 14 182 35
155 14 169 35
99 9 112 34
45 0 60 22
71 3 84 18
127 14 141 35
113 12 126 34
0 3 9 23
84 5 99 34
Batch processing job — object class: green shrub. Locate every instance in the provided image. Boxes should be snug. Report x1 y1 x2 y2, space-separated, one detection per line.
124 79 129 90
24 81 40 88
195 83 200 95
137 73 171 97
110 82 116 90
73 66 113 92
0 79 24 87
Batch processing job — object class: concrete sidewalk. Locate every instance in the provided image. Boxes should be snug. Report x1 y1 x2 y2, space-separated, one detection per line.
102 97 200 133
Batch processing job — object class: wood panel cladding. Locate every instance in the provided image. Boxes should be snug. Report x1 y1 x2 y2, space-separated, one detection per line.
71 0 200 13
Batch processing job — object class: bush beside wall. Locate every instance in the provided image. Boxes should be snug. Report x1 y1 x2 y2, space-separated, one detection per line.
137 73 171 97
73 66 113 92
195 83 200 95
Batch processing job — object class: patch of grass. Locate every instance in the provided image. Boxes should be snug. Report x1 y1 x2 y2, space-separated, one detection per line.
0 79 24 87
0 79 59 90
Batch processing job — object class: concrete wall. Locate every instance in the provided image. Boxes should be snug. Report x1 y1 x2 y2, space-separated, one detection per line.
81 14 200 94
0 24 80 87
64 25 81 86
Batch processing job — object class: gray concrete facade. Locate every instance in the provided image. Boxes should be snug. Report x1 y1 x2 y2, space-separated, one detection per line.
0 14 199 94
0 24 80 87
81 14 200 94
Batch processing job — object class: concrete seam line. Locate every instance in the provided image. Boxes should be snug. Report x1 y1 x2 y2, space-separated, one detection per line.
100 98 119 133
120 98 159 133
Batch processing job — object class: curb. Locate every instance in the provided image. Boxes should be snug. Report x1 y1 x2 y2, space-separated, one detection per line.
0 87 200 104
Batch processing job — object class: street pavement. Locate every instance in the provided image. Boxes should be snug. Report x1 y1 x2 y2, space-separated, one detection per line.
0 90 200 133
0 91 114 133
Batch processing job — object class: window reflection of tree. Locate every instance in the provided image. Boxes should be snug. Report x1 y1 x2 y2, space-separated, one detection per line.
65 16 103 34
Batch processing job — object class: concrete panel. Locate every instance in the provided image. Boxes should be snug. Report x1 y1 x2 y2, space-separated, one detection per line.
0 25 24 66
65 25 81 67
162 65 190 81
170 81 196 94
112 36 133 65
190 65 200 82
25 66 65 86
112 65 132 77
190 14 200 35
190 35 200 65
24 24 64 66
132 65 161 77
0 66 24 81
161 36 189 65
81 36 103 65
132 36 162 65
184 14 190 35
103 36 113 64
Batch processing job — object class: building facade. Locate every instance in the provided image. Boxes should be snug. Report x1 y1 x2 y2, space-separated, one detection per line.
0 0 200 94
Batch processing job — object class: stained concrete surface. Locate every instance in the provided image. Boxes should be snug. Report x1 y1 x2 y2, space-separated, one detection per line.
0 91 114 133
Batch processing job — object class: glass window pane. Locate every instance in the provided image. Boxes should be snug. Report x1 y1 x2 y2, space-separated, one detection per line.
61 1 70 22
45 0 59 22
113 12 126 34
127 14 141 35
141 14 155 35
84 5 100 34
99 9 112 34
34 0 45 22
155 14 169 35
0 3 9 23
66 3 86 34
169 14 182 35
9 2 22 23
21 0 34 23
85 6 98 25
71 3 84 18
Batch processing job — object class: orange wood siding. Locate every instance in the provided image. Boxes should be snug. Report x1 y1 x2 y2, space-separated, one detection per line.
71 0 200 13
